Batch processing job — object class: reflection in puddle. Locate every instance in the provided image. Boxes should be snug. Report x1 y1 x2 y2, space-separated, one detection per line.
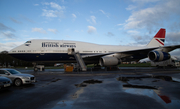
75 79 102 87
172 77 180 82
52 88 84 109
52 79 102 109
123 84 157 89
158 95 171 103
52 101 74 109
72 88 84 99
124 88 180 109
118 74 180 108
124 88 162 102
117 75 180 83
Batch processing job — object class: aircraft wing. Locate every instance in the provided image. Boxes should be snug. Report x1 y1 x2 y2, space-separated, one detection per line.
82 47 158 60
82 44 180 61
161 45 180 52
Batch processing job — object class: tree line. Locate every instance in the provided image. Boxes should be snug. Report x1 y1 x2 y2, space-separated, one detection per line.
0 51 32 67
0 51 55 67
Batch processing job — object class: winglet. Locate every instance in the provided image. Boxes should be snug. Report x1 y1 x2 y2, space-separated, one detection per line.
147 28 166 47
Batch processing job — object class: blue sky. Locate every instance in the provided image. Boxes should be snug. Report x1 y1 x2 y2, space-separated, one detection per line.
0 0 180 57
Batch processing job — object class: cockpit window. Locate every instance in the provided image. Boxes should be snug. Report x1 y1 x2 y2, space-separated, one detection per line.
26 41 31 43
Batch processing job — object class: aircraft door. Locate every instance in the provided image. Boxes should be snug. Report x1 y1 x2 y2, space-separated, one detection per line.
40 47 45 55
68 48 75 55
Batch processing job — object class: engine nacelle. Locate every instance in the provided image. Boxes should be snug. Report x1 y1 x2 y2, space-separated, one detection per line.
148 51 170 62
99 56 119 66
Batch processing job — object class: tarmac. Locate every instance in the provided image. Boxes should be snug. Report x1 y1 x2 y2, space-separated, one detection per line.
0 67 180 109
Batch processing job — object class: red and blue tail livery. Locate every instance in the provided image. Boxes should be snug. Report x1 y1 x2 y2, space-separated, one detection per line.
147 28 165 47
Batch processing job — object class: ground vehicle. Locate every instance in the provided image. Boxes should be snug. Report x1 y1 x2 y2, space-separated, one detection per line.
0 76 12 90
151 57 180 67
0 68 35 86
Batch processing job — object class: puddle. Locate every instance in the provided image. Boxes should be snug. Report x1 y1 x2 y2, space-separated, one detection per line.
117 75 151 82
124 88 180 109
120 75 180 108
53 85 85 109
83 79 102 84
41 78 61 87
158 95 171 103
117 75 180 83
74 84 87 87
75 79 102 87
52 101 74 109
172 77 180 82
123 84 157 89
72 88 84 99
51 78 61 82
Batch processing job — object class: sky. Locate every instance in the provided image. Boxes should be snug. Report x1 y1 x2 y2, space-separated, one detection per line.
0 0 180 57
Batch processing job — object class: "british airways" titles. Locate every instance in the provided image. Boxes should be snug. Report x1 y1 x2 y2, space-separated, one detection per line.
42 42 76 48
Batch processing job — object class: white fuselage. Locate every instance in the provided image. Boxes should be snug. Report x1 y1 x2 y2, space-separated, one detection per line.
8 39 146 63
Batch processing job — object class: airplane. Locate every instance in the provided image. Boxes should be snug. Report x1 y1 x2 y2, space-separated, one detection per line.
8 28 180 71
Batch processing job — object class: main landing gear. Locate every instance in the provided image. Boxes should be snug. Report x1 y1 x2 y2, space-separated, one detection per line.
32 62 45 72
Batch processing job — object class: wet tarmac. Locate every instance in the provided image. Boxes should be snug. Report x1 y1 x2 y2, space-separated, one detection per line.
0 68 180 109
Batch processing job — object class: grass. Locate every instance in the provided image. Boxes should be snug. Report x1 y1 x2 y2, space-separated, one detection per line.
8 63 152 70
118 63 151 67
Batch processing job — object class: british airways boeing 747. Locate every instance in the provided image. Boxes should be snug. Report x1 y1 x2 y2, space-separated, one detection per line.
8 28 180 70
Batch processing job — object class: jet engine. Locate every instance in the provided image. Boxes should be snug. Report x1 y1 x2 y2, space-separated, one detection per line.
148 51 170 62
99 56 120 66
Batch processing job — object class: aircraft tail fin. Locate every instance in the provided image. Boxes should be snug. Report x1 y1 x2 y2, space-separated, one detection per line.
147 28 166 47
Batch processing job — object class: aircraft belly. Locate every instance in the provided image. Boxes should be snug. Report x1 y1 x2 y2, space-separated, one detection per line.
9 53 75 62
9 53 97 64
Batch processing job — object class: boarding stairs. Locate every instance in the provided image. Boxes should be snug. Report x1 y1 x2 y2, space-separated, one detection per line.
67 48 87 71
73 52 87 71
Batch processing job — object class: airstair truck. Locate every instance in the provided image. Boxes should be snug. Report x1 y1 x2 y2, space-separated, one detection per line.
151 56 180 67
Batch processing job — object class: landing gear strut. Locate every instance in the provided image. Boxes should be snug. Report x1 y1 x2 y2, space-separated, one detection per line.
32 62 45 72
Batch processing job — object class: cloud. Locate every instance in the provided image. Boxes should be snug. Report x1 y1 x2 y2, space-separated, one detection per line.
117 23 124 26
32 28 46 34
127 30 140 35
66 35 71 38
99 10 109 18
49 2 65 10
0 31 16 39
126 5 136 10
34 4 39 6
170 49 180 58
10 17 22 24
87 26 96 34
123 29 152 46
0 23 16 40
0 42 23 52
42 2 65 18
87 16 96 24
20 15 35 23
106 32 115 37
0 23 15 32
61 0 65 3
42 2 49 5
124 0 180 31
91 16 96 24
48 29 58 34
131 0 160 3
72 14 77 20
166 32 180 45
42 9 57 17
